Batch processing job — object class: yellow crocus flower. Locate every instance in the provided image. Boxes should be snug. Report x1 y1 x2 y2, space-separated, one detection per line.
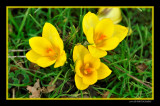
26 22 66 68
98 8 133 36
73 44 112 90
82 12 128 58
97 8 122 24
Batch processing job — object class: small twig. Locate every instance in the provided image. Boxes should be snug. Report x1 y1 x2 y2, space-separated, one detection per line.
144 81 152 85
12 88 15 98
102 58 152 89
126 73 152 89
8 56 26 58
9 49 30 52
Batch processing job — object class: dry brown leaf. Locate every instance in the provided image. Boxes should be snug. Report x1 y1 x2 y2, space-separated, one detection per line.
102 91 115 98
26 79 41 98
47 79 56 93
10 61 24 72
41 79 56 93
26 79 56 98
40 87 48 93
27 86 41 98
34 79 40 89
29 63 40 70
102 91 110 98
10 66 18 72
17 61 24 67
136 63 148 73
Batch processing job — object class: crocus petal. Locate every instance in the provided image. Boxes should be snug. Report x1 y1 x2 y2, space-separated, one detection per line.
75 59 83 77
109 8 122 24
82 12 99 36
54 50 66 68
36 57 56 68
97 36 120 51
29 37 53 56
97 63 112 80
83 53 100 69
73 44 89 62
26 50 41 63
75 74 89 90
98 8 122 24
94 18 114 40
112 25 128 42
85 27 94 44
88 45 107 58
82 70 97 85
42 22 64 54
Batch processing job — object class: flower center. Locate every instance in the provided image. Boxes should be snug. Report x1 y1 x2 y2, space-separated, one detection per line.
84 68 92 74
98 34 106 41
46 48 58 58
83 63 94 75
94 33 107 44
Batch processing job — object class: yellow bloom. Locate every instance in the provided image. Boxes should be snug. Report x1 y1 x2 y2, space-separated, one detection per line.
97 8 122 24
73 44 112 90
98 8 133 36
82 12 128 58
26 22 66 68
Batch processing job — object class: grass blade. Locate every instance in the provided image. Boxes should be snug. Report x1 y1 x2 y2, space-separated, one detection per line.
18 8 30 37
29 14 42 28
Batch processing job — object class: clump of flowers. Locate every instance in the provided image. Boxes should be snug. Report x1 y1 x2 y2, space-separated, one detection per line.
26 22 66 68
25 9 130 91
82 11 128 58
73 44 112 90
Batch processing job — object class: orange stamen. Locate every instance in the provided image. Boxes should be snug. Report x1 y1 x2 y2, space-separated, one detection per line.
98 34 106 41
46 48 52 53
83 63 93 74
46 48 55 56
86 68 91 73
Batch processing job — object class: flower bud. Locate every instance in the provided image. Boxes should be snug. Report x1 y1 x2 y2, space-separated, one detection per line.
98 8 122 24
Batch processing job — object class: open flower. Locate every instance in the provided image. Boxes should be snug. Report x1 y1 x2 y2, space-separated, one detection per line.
73 44 112 90
26 22 66 68
82 12 128 58
97 8 122 24
98 8 133 36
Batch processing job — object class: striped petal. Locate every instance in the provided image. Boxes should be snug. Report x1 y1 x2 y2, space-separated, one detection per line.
88 45 107 58
29 37 53 56
42 22 64 54
82 12 99 36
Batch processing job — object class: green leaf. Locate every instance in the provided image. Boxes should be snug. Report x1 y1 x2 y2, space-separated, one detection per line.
14 70 30 84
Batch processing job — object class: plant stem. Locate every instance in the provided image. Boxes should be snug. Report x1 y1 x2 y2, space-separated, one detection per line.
51 70 63 85
9 49 30 52
8 56 26 58
12 88 15 98
29 14 42 28
102 58 152 89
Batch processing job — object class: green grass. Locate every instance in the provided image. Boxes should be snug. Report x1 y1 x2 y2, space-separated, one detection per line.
7 7 153 99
